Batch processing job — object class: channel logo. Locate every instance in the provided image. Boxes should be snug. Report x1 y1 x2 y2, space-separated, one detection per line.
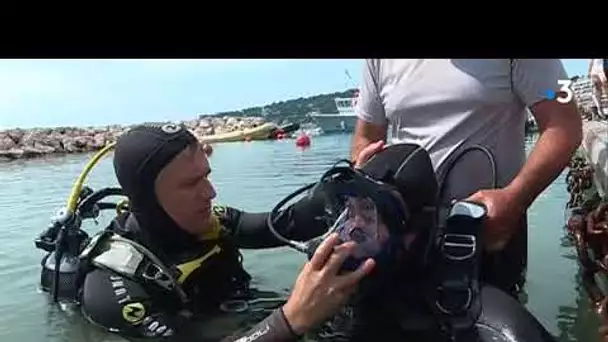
545 80 574 104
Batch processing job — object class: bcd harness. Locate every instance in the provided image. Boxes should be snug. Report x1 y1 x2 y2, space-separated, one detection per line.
427 200 486 341
78 214 252 310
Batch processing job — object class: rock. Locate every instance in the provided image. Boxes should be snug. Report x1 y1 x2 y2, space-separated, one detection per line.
6 129 25 144
225 117 238 127
0 115 269 161
199 119 211 129
0 136 16 150
92 133 106 149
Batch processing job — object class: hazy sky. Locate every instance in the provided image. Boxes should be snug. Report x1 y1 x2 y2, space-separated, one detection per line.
0 59 590 129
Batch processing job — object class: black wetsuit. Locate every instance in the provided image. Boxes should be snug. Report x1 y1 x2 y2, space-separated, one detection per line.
80 202 326 342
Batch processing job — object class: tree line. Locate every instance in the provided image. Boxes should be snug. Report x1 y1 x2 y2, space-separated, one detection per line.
200 88 358 124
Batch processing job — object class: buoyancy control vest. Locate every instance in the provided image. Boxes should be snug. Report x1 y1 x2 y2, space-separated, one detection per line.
81 211 253 314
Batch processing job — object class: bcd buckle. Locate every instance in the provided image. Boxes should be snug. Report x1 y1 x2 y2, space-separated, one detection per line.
432 232 480 333
441 233 476 261
142 262 175 291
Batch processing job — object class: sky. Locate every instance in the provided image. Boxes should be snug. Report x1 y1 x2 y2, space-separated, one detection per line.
0 59 590 129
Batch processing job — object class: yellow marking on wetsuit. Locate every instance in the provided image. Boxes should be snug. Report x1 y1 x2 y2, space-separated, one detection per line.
176 244 222 284
122 302 146 324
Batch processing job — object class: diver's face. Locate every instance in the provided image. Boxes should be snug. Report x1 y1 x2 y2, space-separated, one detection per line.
339 197 390 259
155 143 217 235
340 192 417 260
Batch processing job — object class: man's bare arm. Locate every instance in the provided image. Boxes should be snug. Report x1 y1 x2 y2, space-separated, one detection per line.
506 99 582 209
350 59 388 162
350 119 388 162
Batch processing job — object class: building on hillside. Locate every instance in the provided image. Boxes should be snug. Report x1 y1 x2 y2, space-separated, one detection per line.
571 76 608 113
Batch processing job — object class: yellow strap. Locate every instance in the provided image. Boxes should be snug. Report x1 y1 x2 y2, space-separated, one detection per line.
175 244 222 284
199 215 221 240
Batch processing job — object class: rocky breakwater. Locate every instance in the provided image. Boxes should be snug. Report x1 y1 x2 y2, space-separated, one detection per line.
0 116 269 162
185 116 267 138
0 125 128 161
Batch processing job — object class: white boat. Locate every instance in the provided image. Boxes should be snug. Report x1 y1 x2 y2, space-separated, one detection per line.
307 94 358 134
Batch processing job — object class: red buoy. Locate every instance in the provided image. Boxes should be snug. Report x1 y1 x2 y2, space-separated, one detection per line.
295 134 311 147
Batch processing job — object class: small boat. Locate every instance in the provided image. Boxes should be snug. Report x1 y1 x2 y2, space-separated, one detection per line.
307 96 358 134
199 122 278 144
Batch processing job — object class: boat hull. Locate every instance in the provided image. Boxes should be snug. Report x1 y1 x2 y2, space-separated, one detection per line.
199 122 277 143
309 114 357 134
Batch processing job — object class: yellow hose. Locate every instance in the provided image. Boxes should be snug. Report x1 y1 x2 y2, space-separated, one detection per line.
65 142 117 214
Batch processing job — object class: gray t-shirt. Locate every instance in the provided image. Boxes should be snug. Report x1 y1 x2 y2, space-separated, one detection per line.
356 59 568 204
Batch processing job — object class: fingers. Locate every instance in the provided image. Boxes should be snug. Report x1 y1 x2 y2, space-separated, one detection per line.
355 140 385 168
465 191 484 204
338 258 376 288
309 233 341 270
323 241 358 275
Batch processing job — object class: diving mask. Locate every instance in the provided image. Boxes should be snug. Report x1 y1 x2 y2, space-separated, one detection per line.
267 160 409 272
334 196 386 259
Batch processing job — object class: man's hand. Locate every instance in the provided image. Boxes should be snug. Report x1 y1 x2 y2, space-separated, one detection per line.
466 188 526 251
354 140 385 168
282 233 376 335
350 119 387 162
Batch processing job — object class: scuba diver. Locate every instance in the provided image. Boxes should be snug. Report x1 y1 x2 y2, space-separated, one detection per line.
35 123 375 342
35 122 559 342
258 140 560 342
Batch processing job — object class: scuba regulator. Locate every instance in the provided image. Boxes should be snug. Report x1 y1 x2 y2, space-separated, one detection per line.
34 142 124 303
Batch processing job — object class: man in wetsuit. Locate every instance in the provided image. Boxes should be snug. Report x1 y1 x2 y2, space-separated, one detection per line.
350 59 583 298
79 123 377 341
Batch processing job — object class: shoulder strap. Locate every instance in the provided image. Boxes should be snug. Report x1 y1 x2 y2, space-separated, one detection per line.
427 201 486 340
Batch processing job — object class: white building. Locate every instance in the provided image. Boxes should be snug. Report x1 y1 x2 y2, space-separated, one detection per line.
571 76 608 112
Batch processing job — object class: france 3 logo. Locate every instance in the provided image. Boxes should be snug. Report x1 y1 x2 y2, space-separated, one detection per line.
546 80 574 104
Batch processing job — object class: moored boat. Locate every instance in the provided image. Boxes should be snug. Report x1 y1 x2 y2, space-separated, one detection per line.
199 122 277 144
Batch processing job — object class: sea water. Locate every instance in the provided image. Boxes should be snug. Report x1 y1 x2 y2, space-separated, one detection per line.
0 134 601 342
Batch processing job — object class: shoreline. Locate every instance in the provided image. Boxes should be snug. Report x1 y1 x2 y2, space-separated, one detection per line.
0 116 267 162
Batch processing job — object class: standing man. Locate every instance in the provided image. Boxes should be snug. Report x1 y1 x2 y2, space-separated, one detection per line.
350 59 582 298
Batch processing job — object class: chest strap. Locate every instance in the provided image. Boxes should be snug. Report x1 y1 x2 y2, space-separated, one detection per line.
83 232 190 305
428 201 486 340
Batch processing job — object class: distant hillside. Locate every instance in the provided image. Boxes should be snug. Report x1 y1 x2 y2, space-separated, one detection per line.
200 88 358 123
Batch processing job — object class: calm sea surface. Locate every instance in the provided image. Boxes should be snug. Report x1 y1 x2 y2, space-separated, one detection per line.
0 133 601 342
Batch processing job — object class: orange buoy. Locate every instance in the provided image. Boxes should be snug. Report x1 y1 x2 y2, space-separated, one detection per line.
202 143 213 157
295 134 311 147
244 136 251 142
